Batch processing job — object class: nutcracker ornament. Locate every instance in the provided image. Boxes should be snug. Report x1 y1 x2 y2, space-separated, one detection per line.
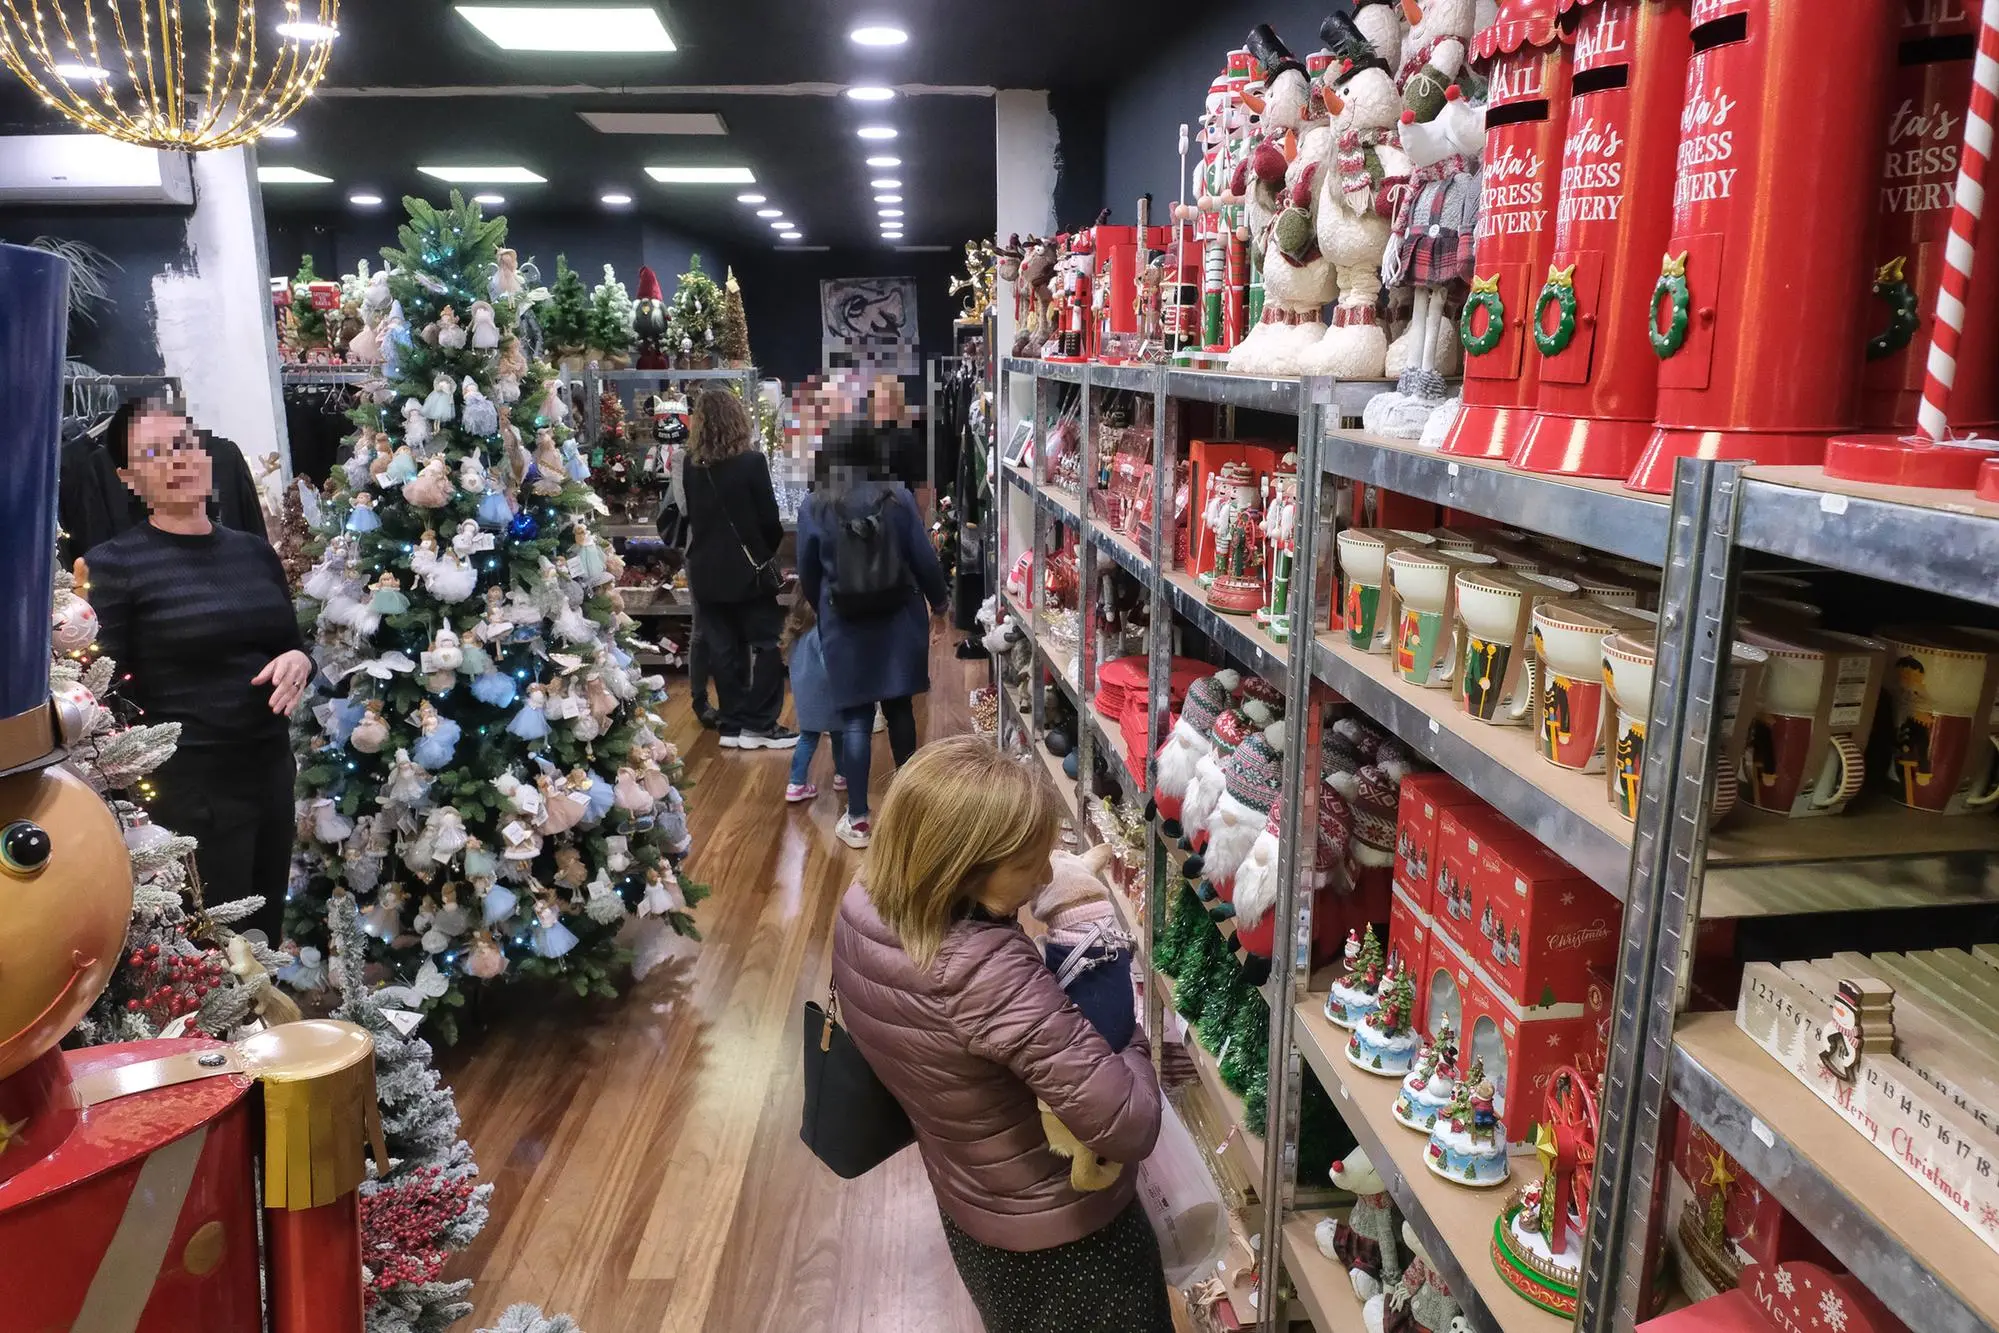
1204 463 1269 614
1625 0 1902 492
1442 0 1575 459
1190 52 1259 362
1510 0 1695 479
1257 456 1301 640
0 241 380 1333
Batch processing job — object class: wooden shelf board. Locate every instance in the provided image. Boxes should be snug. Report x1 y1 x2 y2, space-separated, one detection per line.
1707 796 1999 868
1104 522 1154 575
1744 464 1999 522
1283 1214 1368 1333
1038 742 1079 822
1156 969 1267 1184
1166 566 1291 676
1674 1011 1999 1330
1293 1002 1571 1333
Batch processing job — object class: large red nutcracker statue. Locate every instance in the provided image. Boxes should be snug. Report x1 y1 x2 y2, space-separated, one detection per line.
1625 0 1901 493
1511 0 1694 477
1442 0 1576 459
0 241 377 1333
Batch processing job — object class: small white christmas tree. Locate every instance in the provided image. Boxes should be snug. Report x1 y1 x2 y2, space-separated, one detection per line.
587 264 635 362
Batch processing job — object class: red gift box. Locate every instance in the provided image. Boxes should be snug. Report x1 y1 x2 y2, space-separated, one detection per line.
1394 773 1483 915
1470 836 1619 1008
1444 930 1592 1145
1389 882 1433 1035
1637 1263 1903 1333
1666 1112 1835 1300
1431 805 1532 959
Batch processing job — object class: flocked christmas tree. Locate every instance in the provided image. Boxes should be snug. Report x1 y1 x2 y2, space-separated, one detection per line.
290 193 705 1043
586 263 635 363
52 563 299 1045
539 255 590 359
718 265 751 367
667 254 725 364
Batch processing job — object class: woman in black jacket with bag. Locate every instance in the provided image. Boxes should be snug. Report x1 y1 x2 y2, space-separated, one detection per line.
683 388 795 750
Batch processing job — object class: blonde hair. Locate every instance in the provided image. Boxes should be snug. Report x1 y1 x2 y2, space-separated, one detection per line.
862 736 1064 971
688 386 754 465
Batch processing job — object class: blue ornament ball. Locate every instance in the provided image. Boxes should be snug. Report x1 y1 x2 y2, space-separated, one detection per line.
508 511 540 542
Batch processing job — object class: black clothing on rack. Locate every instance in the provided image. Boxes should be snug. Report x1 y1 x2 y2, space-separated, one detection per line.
59 432 265 564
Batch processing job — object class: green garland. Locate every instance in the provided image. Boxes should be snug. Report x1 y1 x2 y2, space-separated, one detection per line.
1154 880 1206 977
1866 255 1920 361
1650 251 1691 359
1533 263 1579 357
1461 274 1506 357
1218 985 1269 1094
1196 963 1244 1053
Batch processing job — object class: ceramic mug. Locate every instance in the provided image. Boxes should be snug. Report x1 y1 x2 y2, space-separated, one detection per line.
1601 632 1762 822
1738 626 1884 817
1532 600 1647 773
1388 548 1496 688
1427 528 1486 555
1456 569 1579 725
1339 528 1433 654
1877 625 1999 814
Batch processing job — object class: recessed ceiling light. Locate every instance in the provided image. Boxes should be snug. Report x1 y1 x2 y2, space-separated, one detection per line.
644 165 756 184
349 192 384 206
879 208 904 218
780 231 802 240
473 193 506 205
769 220 793 230
875 194 903 204
51 62 111 81
275 20 339 40
755 208 783 218
845 86 896 102
455 4 674 52
257 166 333 184
865 155 901 168
601 192 633 205
261 125 298 140
850 25 908 46
856 126 898 141
418 165 546 183
870 178 901 189
737 192 766 204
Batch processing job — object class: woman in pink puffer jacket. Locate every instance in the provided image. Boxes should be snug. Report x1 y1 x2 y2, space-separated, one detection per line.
831 735 1170 1332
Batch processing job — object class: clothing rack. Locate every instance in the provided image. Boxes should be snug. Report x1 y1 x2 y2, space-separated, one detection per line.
62 371 183 429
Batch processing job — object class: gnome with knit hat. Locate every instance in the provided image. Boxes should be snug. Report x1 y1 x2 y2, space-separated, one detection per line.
632 266 670 370
1155 670 1241 838
1183 684 1283 871
1203 723 1288 898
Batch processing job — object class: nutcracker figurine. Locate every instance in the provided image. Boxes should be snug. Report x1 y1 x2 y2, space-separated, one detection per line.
1205 463 1268 615
0 241 379 1333
1257 456 1301 641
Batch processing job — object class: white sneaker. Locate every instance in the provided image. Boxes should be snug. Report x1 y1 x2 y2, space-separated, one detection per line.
874 707 887 734
834 812 872 849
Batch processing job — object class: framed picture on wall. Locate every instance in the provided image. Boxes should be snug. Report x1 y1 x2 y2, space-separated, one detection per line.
821 275 919 375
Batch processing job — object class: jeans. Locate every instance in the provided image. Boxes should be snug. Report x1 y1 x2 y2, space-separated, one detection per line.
697 595 786 733
788 730 845 787
838 695 918 818
146 736 297 944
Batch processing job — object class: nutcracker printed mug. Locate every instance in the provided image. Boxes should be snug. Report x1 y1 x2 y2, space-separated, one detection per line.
1456 568 1578 725
1388 548 1496 688
1338 528 1432 654
1738 627 1884 818
1601 631 1657 821
1877 626 1999 815
1532 600 1647 774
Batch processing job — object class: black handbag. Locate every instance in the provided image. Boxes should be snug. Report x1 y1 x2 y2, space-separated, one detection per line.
800 984 915 1178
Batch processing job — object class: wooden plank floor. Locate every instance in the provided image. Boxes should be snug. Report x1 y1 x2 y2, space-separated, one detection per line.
440 641 990 1333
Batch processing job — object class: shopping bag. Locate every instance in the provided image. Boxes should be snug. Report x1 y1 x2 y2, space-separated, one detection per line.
1132 1097 1230 1285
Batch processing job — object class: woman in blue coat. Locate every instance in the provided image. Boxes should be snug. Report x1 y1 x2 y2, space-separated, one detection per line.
797 391 949 850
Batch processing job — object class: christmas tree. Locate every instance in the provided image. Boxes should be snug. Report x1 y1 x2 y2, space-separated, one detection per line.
667 254 725 363
539 255 590 358
290 193 706 1042
1153 880 1206 977
718 265 751 367
53 563 297 1045
480 1310 582 1333
291 254 331 350
587 264 635 363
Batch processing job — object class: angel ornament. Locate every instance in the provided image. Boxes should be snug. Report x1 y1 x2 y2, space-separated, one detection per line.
536 772 588 835
420 626 465 691
349 699 390 754
639 865 685 919
403 455 454 509
402 399 431 451
453 517 496 558
476 586 516 644
435 305 467 350
532 429 567 496
490 248 523 301
567 524 611 587
422 373 458 424
468 300 501 350
381 747 434 809
461 377 500 436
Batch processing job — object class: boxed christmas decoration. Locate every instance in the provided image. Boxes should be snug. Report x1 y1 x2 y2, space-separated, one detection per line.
1667 1111 1835 1302
1438 926 1593 1143
1431 802 1531 957
1635 1262 1908 1333
1470 832 1618 1008
1394 772 1482 912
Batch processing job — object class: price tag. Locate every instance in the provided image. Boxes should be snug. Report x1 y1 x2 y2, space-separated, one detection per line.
1447 462 1461 477
1750 1116 1775 1148
1429 718 1440 734
1819 493 1850 516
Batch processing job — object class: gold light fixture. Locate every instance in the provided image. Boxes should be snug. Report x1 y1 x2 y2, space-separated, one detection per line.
0 2 339 151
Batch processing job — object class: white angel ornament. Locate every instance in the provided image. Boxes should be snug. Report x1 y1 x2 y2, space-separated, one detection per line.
453 517 496 558
468 300 501 350
402 398 430 450
461 377 499 436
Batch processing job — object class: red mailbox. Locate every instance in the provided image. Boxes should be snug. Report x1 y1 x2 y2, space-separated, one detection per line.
1443 0 1574 459
1860 0 1996 433
1511 0 1694 478
1625 0 1900 494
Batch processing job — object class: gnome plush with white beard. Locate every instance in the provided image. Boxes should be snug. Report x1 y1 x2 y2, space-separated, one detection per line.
1181 707 1250 874
1154 670 1240 838
1203 725 1288 905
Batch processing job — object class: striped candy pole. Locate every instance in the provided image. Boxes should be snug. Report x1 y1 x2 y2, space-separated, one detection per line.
1918 0 1999 442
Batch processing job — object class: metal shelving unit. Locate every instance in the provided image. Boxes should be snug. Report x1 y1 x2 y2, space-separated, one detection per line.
1000 358 1999 1333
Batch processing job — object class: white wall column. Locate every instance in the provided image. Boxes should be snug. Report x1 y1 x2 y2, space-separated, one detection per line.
994 89 1058 359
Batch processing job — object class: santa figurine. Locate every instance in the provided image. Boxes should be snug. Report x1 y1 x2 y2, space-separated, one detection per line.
632 265 670 370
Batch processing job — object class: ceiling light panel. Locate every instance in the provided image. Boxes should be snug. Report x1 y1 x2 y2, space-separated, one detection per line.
736 193 766 203
258 167 333 184
456 5 675 52
856 126 898 140
645 165 756 184
601 192 633 205
845 86 896 102
870 178 901 189
261 125 298 140
473 193 506 205
849 25 907 46
418 165 546 183
349 193 384 206
866 156 901 168
579 111 726 136
875 194 902 204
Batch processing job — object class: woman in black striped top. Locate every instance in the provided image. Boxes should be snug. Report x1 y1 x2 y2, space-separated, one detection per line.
83 399 311 945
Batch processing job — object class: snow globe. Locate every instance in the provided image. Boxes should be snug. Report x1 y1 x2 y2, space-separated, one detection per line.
1392 1014 1460 1132
1325 924 1389 1029
1424 1057 1510 1187
1346 962 1420 1075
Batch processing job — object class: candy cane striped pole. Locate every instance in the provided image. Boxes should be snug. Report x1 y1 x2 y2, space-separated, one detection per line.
1917 0 1999 442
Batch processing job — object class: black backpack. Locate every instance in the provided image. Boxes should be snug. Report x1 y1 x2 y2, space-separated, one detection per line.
829 490 914 618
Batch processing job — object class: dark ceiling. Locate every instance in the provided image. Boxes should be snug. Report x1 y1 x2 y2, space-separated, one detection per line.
0 1 1210 251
